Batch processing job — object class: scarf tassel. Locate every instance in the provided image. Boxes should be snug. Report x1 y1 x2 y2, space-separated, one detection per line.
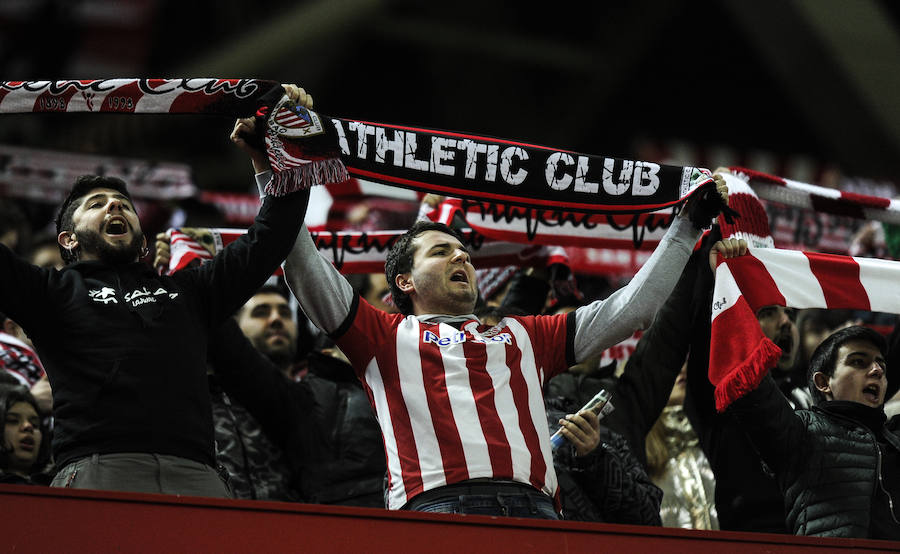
265 158 350 197
714 336 782 412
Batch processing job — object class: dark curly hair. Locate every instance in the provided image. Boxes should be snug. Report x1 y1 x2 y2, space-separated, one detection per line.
384 221 466 315
55 175 133 265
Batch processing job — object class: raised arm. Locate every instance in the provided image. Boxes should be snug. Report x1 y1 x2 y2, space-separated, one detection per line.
180 86 313 324
571 215 702 363
601 244 701 461
281 216 356 335
0 243 53 332
605 236 748 462
571 174 729 363
208 317 321 456
727 373 805 477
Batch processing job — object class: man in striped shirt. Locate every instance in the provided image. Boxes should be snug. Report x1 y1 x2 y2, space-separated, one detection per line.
279 172 730 518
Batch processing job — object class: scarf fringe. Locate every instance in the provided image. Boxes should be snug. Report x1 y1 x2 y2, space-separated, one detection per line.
714 336 782 413
265 158 349 197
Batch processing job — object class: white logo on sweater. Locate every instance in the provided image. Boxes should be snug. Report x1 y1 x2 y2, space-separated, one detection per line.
88 287 118 304
88 286 179 306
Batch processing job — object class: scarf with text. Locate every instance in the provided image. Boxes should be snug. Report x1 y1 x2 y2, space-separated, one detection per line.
709 247 900 412
0 79 716 213
166 226 569 277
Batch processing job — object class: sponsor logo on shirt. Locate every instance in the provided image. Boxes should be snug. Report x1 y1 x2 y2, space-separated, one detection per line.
422 329 511 347
89 286 178 307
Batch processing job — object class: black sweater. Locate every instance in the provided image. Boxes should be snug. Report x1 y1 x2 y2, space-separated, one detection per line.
0 190 309 469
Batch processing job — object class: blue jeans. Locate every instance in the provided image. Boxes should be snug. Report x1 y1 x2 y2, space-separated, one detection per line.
404 481 560 520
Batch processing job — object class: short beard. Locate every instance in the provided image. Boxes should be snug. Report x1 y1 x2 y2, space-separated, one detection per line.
76 228 145 265
256 341 297 370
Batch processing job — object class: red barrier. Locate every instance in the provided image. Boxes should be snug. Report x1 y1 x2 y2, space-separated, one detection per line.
1 484 897 553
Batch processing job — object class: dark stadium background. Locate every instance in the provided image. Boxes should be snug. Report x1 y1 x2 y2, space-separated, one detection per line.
2 0 899 197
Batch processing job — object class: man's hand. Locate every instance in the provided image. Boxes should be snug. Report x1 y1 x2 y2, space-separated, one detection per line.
154 228 214 274
709 237 748 274
679 172 730 228
154 231 171 271
231 84 314 174
30 376 52 414
885 387 900 419
712 172 729 206
558 410 601 457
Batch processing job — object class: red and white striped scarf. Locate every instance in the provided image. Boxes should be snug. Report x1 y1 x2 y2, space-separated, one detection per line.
0 332 45 387
709 247 900 411
730 166 900 224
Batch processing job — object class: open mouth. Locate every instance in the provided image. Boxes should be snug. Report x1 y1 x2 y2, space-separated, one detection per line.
450 270 468 283
104 217 128 236
863 383 881 404
774 334 794 355
19 436 35 450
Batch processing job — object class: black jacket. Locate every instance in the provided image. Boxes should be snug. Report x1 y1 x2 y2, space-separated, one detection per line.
209 374 300 501
730 376 900 538
683 229 789 534
0 190 309 469
209 319 385 506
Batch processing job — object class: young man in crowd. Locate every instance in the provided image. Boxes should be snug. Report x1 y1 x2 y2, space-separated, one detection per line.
207 284 303 501
277 157 731 517
729 325 900 539
202 283 388 506
0 85 312 497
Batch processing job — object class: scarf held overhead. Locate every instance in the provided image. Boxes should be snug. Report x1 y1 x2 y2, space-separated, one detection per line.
0 79 715 213
709 247 900 412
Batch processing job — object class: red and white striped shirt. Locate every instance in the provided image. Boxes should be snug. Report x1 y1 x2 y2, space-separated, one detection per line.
336 298 570 510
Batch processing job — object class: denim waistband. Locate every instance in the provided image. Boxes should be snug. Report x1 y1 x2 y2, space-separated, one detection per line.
404 480 549 510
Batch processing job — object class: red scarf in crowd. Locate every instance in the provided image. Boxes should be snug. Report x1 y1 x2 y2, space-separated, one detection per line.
709 247 900 412
730 166 900 224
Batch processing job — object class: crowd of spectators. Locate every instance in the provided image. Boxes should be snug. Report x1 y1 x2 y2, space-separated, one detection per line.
0 93 897 541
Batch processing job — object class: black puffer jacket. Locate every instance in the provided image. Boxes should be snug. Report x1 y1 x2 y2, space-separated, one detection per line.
210 319 385 506
300 353 386 507
730 375 900 538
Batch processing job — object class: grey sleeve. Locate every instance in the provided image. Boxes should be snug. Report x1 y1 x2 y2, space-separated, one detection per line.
283 223 356 334
255 171 355 334
571 215 701 363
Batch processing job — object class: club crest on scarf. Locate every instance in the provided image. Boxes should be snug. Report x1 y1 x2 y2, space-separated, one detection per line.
267 96 326 138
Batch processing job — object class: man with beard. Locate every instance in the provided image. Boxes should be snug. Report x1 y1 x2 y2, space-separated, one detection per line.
0 85 313 496
683 232 808 534
206 285 304 501
202 285 388 507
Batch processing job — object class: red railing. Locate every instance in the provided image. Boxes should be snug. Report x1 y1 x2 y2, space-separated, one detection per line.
1 484 896 553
